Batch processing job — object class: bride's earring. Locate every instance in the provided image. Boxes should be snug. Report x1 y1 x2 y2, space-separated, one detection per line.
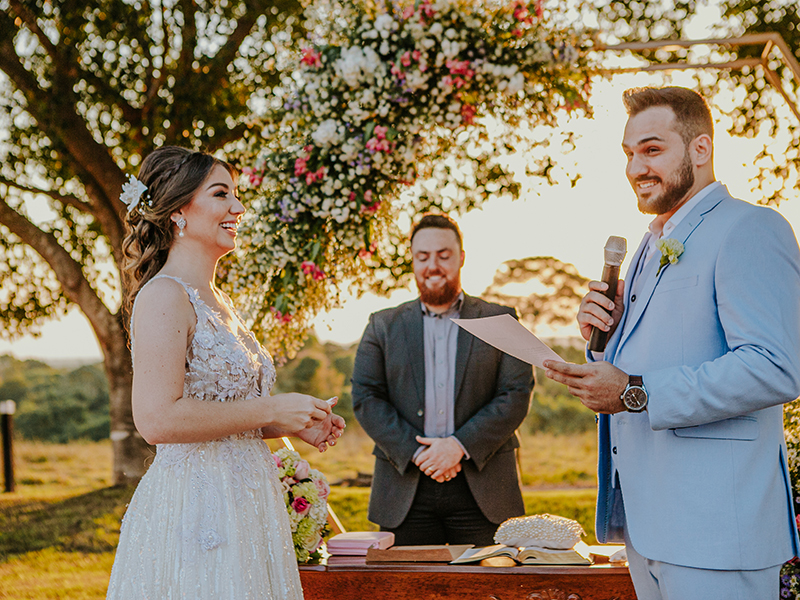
176 216 186 237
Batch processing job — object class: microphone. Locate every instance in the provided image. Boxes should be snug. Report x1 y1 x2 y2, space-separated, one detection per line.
588 236 627 353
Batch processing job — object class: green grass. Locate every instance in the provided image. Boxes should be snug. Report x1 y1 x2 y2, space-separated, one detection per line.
0 433 599 599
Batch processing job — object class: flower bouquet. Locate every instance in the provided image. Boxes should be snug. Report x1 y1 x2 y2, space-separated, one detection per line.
227 0 595 357
273 447 332 562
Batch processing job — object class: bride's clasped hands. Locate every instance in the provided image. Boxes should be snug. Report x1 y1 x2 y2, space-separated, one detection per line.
261 391 345 452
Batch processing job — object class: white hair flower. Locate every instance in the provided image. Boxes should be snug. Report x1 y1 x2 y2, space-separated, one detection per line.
120 174 147 213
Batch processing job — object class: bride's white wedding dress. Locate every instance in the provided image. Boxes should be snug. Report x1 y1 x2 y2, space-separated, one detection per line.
106 275 303 599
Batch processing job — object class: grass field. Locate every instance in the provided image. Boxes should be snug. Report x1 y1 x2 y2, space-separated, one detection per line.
0 429 599 599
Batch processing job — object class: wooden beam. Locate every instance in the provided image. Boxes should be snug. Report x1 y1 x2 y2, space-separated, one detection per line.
598 33 800 122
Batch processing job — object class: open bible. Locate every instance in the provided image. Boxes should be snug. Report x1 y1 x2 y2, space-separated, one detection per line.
450 541 593 565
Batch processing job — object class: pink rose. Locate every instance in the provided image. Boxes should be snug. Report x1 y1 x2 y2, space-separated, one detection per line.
314 476 331 501
273 454 282 468
292 497 311 516
294 459 310 480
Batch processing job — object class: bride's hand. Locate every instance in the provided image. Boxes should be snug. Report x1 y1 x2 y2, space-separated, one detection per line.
262 392 331 433
296 398 346 452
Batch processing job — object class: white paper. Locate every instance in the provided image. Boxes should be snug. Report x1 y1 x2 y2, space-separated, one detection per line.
451 314 565 368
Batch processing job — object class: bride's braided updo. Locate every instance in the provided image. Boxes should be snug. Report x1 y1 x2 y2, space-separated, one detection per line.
121 146 235 317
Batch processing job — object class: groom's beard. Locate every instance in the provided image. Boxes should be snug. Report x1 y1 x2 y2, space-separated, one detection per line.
416 269 461 307
637 150 695 215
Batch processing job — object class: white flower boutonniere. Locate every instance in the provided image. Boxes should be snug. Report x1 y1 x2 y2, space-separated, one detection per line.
655 238 684 276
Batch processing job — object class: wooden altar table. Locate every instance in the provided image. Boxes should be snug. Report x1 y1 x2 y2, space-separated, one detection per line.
299 556 637 600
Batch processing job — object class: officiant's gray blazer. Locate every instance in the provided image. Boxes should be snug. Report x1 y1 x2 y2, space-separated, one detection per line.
352 294 534 529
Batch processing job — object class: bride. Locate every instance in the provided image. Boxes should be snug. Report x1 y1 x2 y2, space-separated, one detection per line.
106 146 344 599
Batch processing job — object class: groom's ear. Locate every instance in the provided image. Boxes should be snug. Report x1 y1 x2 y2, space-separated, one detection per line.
690 134 713 167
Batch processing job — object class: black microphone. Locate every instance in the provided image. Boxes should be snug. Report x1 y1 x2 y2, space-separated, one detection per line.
588 236 627 353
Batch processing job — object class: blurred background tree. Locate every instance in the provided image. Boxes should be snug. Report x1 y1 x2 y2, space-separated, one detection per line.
481 256 589 332
596 0 800 204
0 0 304 483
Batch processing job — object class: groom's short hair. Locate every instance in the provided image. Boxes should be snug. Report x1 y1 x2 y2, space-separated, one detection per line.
623 86 714 147
410 213 463 250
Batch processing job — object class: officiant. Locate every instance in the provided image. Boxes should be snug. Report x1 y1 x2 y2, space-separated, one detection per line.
352 213 534 546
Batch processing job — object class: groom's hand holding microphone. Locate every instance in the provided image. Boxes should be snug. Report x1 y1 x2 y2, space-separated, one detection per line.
546 236 630 414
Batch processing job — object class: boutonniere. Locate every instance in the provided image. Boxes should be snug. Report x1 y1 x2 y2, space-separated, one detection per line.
655 238 684 276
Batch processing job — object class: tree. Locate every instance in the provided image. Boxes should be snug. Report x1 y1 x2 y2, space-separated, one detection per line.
0 0 304 483
480 256 589 332
595 0 800 204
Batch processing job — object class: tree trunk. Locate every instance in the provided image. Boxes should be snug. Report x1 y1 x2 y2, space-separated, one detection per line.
104 321 151 485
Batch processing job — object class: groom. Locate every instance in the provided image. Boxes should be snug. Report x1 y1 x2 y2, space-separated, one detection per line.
546 87 800 599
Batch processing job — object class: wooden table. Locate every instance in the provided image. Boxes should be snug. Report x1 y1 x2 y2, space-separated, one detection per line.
299 556 637 600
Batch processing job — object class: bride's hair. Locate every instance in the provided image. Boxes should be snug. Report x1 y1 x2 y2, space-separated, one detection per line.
121 146 236 317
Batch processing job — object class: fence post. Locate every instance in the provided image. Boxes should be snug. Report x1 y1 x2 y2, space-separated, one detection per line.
0 400 15 493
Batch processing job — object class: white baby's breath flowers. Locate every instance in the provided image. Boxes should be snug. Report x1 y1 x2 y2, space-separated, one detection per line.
311 119 344 148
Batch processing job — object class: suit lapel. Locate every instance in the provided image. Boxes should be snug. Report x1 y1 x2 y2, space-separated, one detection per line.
454 294 478 403
403 300 426 408
613 190 726 358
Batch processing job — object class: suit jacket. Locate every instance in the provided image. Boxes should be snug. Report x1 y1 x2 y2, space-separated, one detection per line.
594 185 800 570
352 294 534 528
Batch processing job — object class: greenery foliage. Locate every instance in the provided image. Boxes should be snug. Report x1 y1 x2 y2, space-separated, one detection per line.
0 356 109 443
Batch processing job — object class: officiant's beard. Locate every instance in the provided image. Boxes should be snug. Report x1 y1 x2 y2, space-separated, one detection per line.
417 271 461 307
637 151 695 216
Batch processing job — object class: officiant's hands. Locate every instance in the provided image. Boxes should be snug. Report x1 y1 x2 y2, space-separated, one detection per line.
414 435 464 482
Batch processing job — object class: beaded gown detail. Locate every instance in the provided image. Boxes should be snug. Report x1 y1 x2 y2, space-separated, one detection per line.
106 275 303 599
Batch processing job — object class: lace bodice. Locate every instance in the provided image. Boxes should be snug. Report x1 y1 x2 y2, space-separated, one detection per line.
131 274 276 411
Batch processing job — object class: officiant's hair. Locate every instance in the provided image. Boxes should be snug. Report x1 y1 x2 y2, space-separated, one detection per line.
121 146 237 316
622 87 714 147
410 213 463 250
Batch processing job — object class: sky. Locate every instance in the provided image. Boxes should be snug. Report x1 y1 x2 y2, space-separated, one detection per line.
3 47 800 363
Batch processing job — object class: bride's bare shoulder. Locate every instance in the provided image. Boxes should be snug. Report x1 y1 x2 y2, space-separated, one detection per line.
133 277 195 330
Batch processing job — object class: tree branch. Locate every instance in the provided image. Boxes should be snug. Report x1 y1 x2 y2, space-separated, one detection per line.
7 0 59 63
210 122 248 152
0 175 93 214
177 0 198 77
0 193 119 352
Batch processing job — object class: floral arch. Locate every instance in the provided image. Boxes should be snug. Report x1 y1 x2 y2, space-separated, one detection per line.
227 0 595 356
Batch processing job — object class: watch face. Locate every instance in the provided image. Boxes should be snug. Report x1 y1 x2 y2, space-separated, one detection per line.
624 387 647 411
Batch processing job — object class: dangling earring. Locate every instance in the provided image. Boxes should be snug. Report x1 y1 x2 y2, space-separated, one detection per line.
176 216 186 237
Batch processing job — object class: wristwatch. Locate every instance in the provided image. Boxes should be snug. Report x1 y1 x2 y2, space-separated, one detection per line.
621 375 648 412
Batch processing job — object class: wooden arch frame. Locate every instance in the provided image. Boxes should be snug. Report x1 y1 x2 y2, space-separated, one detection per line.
601 33 800 122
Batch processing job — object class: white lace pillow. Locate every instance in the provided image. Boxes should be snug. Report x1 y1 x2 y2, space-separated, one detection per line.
494 513 585 549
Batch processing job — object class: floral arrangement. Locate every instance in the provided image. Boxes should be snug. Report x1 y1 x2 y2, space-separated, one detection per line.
781 401 800 598
228 0 594 356
273 447 331 562
655 238 684 276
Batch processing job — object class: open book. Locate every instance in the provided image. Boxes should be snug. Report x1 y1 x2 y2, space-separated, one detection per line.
451 541 592 565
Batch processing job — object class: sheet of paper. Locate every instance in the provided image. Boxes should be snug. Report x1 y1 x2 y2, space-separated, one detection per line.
451 314 565 368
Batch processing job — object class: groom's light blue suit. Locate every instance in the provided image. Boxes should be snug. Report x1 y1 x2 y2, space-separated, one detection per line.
595 183 800 572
